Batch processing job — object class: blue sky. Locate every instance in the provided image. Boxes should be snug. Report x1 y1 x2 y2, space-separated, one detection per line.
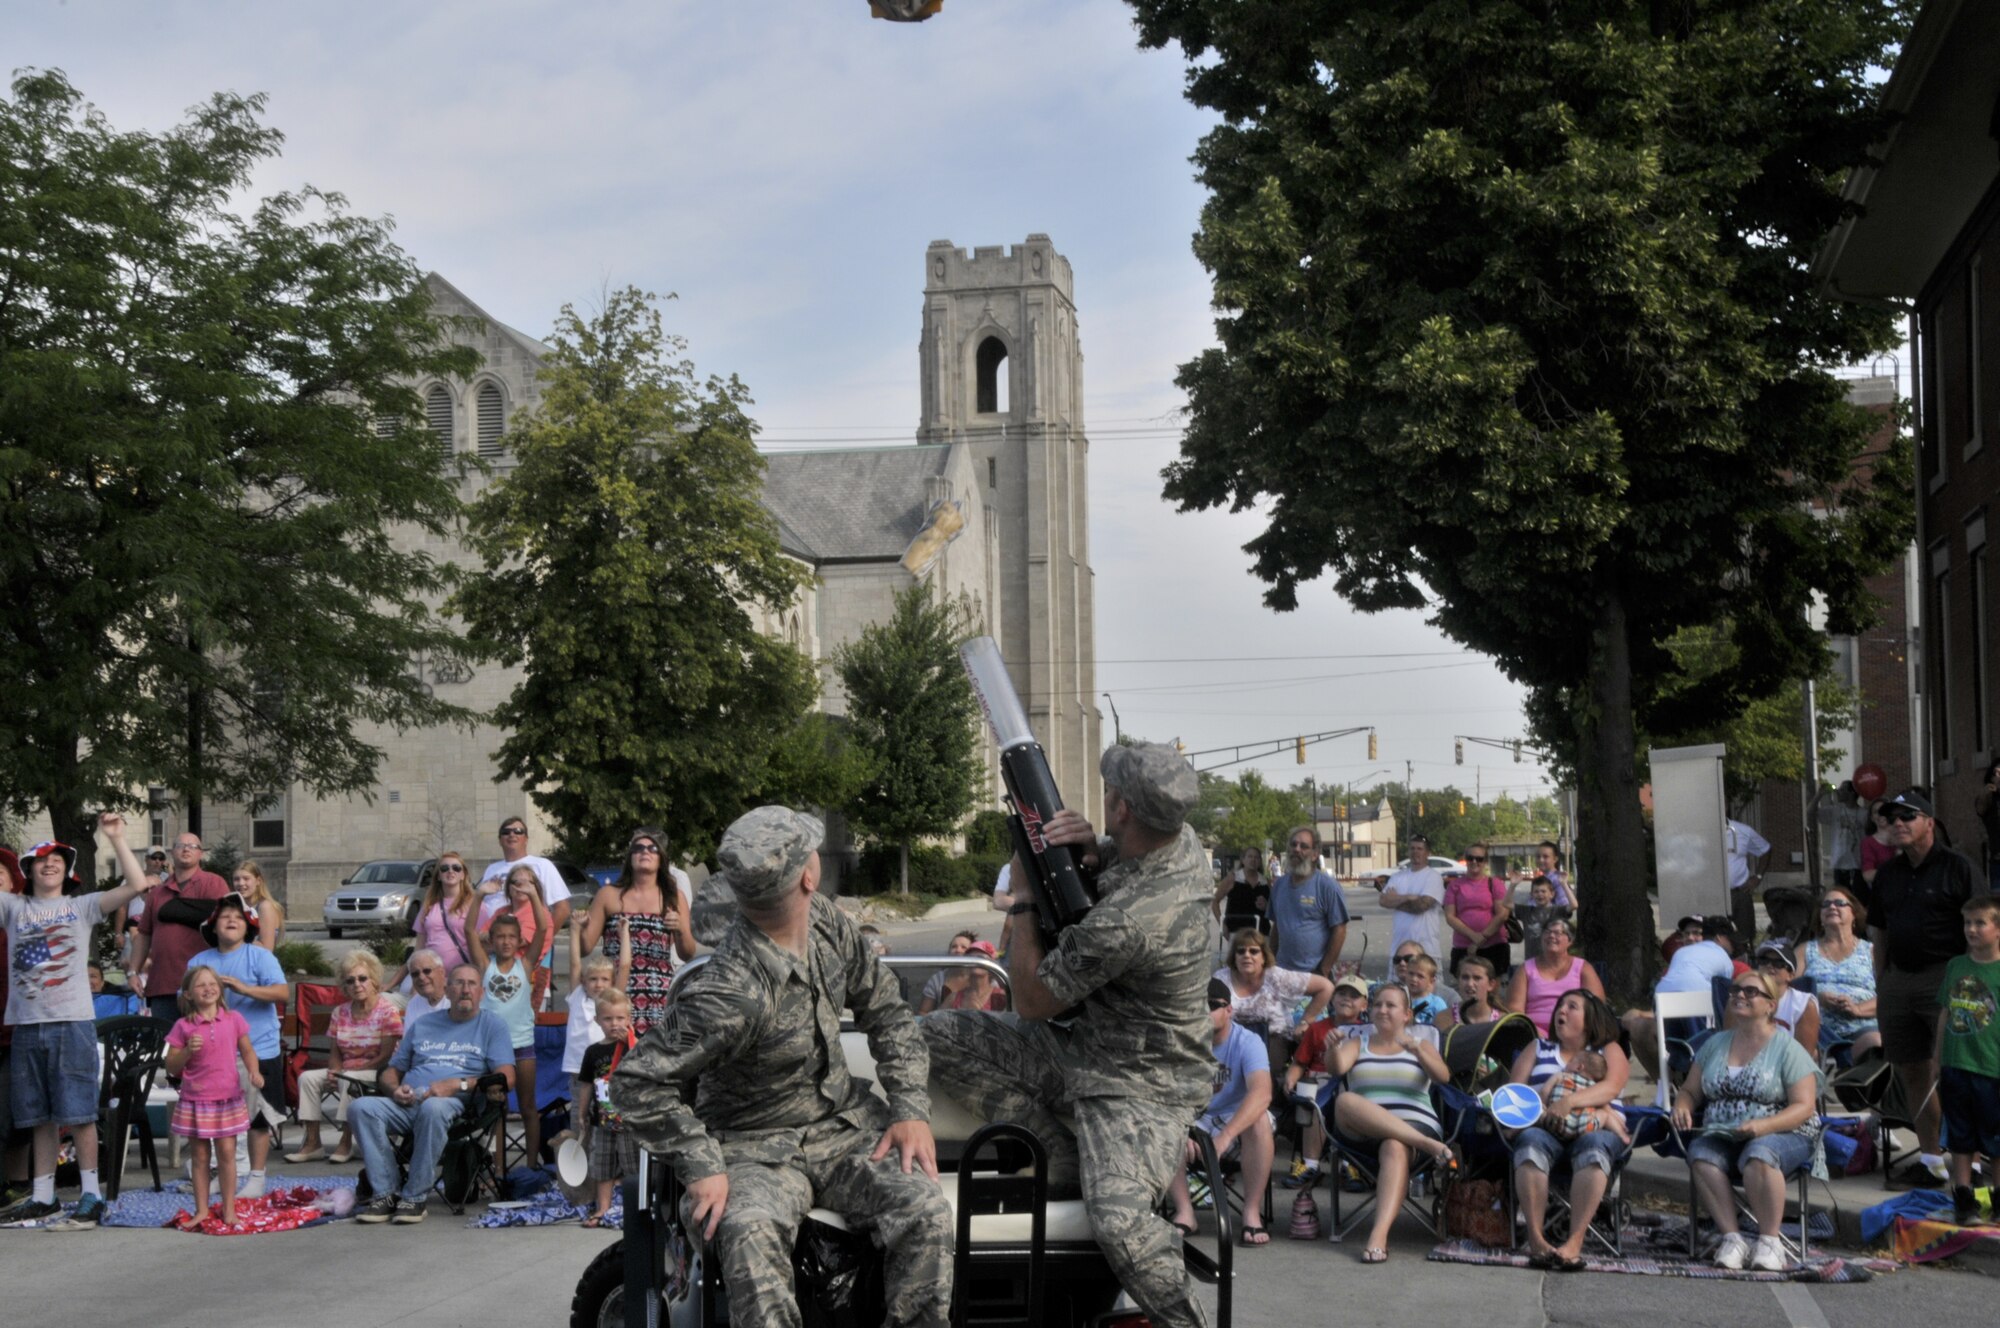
3 0 1550 809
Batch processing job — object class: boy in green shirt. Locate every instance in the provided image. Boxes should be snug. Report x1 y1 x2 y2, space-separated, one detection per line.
1934 896 2000 1226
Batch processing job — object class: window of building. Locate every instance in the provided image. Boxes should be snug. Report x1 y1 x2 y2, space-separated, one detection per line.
251 793 286 850
1933 542 1955 762
1972 514 1990 752
987 456 997 488
476 382 506 457
976 337 1009 414
1968 256 1984 459
425 384 454 458
148 785 167 848
373 413 397 438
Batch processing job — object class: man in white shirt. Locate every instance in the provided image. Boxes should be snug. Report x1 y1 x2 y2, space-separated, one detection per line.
1381 835 1447 966
1725 818 1770 941
400 949 449 1022
477 816 573 938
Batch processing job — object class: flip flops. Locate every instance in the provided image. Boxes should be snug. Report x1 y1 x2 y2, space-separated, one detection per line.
1360 1246 1389 1263
1238 1225 1270 1247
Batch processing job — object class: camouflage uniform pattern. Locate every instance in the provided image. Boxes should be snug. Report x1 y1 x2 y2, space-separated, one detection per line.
924 820 1215 1328
616 877 951 1328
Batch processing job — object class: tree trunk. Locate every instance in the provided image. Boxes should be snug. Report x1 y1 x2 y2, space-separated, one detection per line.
1573 589 1656 1007
44 741 99 890
898 841 910 896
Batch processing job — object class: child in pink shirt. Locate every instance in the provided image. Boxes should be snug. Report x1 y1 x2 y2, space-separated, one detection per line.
165 965 262 1226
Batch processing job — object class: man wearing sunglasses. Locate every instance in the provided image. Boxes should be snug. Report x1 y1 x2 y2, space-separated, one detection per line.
474 817 572 956
1862 789 1985 1186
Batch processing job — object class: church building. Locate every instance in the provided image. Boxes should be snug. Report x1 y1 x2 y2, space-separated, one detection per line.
160 237 1102 917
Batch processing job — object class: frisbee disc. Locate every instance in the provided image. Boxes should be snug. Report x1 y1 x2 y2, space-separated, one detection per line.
558 1137 589 1188
1490 1083 1543 1130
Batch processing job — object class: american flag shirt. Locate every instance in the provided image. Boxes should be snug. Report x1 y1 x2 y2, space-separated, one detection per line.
1 892 108 1026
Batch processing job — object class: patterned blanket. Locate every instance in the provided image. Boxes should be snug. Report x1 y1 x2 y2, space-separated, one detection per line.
471 1185 623 1229
3 1175 362 1234
1429 1210 1898 1283
1860 1190 2000 1265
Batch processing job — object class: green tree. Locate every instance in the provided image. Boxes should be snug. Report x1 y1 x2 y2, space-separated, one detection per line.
835 584 984 893
1211 770 1310 857
452 287 817 862
1127 1 1913 998
0 71 480 876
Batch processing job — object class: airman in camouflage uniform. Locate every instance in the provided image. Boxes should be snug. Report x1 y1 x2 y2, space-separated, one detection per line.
925 742 1214 1328
614 806 952 1328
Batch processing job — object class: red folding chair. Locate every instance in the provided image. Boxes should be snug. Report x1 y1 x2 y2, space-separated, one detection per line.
283 981 344 1116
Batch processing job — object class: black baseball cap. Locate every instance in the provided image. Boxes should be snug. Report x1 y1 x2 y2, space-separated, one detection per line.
1884 789 1935 818
1207 978 1234 1011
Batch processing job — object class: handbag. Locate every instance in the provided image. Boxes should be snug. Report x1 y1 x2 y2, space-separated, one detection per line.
1442 1177 1510 1246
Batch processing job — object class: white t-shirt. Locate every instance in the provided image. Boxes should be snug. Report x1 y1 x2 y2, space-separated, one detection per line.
477 853 571 925
1725 820 1770 890
563 985 601 1076
403 992 446 1024
1656 939 1734 994
1385 867 1448 962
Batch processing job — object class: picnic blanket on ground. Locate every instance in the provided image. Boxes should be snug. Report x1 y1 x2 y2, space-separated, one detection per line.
1860 1190 2000 1264
1429 1210 1897 1283
472 1184 622 1229
2 1174 363 1234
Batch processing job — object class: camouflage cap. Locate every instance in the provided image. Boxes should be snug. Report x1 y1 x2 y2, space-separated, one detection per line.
1099 742 1199 833
717 805 824 907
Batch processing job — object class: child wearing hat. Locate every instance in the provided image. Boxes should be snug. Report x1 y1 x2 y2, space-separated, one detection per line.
0 814 157 1227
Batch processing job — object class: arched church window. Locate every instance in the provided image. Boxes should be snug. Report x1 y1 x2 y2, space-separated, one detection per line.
425 384 454 458
976 336 1009 414
476 381 506 457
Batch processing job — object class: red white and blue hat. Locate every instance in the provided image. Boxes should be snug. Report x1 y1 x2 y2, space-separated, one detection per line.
20 841 78 881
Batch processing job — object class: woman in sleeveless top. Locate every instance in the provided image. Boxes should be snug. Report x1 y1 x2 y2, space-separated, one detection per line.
1792 884 1880 1057
1324 982 1454 1264
1503 918 1604 1036
581 827 698 1036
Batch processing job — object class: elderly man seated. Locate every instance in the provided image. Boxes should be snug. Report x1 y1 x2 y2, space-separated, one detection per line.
398 948 449 1022
1164 979 1277 1245
350 964 515 1225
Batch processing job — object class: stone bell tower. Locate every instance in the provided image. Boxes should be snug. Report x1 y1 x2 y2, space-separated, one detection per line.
917 235 1101 815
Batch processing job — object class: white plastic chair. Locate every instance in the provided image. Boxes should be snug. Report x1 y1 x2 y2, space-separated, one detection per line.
1652 989 1720 1107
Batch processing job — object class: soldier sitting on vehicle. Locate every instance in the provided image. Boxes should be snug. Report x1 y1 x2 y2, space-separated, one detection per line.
613 806 953 1328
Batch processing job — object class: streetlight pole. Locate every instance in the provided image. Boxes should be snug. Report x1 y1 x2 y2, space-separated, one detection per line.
1101 692 1122 744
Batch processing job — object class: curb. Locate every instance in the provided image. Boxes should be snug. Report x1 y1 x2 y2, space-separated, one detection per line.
1620 1156 2000 1276
920 897 992 920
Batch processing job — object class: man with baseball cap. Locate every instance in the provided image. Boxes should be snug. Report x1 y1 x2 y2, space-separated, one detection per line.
925 742 1214 1328
1861 789 1987 1185
614 806 951 1328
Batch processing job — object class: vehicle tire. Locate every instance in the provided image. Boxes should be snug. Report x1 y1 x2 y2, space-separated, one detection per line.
326 927 341 940
570 1240 625 1328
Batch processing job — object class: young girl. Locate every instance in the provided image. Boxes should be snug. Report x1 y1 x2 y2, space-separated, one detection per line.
231 860 284 949
481 862 553 962
1442 954 1505 1030
409 851 478 976
164 965 262 1227
469 878 550 1169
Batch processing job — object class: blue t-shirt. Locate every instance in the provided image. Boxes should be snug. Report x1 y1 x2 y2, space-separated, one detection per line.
390 1009 515 1094
1268 870 1351 972
1206 1020 1269 1122
93 989 144 1020
188 943 287 1058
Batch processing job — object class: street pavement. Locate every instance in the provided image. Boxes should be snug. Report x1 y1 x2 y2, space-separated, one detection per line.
59 880 1981 1326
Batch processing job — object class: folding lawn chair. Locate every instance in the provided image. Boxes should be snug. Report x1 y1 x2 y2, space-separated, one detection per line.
282 981 344 1115
1316 1075 1461 1244
95 1015 168 1200
353 1072 513 1213
1651 989 1719 1107
1669 1113 1816 1261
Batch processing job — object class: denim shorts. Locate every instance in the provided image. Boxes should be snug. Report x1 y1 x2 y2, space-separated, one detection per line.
7 1021 100 1128
1684 1127 1811 1180
1511 1125 1627 1177
1940 1066 2000 1158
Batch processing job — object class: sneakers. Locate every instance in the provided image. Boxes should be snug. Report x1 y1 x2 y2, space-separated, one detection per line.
0 1197 62 1227
64 1194 107 1229
391 1198 427 1225
1750 1235 1789 1272
357 1192 400 1224
1714 1232 1750 1270
1954 1185 1980 1227
1889 1159 1948 1190
1278 1158 1320 1190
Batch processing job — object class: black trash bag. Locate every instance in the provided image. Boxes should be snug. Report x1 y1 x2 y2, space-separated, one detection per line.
794 1217 886 1328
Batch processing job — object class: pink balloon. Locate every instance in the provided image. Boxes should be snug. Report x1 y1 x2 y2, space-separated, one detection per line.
1853 763 1888 801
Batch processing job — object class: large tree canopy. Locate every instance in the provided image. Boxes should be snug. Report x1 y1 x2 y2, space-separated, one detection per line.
1128 0 1914 995
0 71 480 871
452 287 822 863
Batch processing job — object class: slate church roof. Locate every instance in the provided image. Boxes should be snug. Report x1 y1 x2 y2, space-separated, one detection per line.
759 445 953 563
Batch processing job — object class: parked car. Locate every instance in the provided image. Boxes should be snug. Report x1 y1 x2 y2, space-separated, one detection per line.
322 859 433 938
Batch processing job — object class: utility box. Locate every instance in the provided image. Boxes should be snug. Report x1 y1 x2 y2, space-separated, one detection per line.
1650 743 1730 927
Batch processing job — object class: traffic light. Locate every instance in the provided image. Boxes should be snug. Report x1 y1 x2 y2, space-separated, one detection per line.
1512 740 1522 764
1296 736 1306 764
1454 739 1464 765
1458 799 1466 815
1417 800 1425 816
1367 732 1378 761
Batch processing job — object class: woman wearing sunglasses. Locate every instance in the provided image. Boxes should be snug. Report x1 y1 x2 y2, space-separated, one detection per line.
287 949 402 1164
580 827 698 1036
408 851 478 975
1672 968 1825 1271
1216 928 1332 1072
1793 886 1879 1058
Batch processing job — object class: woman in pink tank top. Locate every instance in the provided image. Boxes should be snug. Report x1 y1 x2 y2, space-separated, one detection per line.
1502 918 1604 1035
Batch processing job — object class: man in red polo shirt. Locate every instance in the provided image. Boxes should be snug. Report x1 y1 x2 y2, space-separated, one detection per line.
127 832 229 1024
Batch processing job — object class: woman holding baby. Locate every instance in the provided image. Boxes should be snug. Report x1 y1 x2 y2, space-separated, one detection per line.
1506 989 1631 1270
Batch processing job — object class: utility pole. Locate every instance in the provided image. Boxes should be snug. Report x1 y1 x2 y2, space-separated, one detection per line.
1101 692 1122 744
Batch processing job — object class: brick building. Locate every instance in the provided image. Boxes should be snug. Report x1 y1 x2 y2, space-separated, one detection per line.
1818 0 2000 870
